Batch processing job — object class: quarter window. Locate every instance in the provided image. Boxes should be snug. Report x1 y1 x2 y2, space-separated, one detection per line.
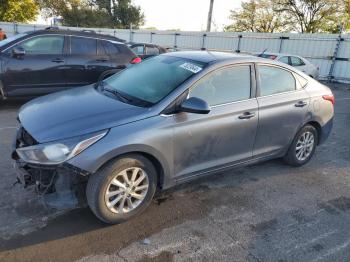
189 65 251 106
71 37 96 55
16 35 64 55
258 65 296 96
132 45 144 55
103 41 119 55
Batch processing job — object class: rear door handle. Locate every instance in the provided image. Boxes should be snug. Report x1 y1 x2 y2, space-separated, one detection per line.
51 58 64 63
238 112 255 120
295 101 307 107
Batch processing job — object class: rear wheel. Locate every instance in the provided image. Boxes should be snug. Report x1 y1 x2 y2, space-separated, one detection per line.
284 125 318 167
86 155 157 224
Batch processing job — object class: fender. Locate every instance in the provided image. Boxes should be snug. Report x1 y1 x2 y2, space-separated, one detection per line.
68 142 174 189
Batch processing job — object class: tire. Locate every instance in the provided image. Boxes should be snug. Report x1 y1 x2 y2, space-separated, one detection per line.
86 154 157 224
284 125 318 167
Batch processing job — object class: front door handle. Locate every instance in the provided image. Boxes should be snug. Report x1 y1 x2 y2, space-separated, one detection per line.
52 58 64 63
295 101 307 107
238 112 255 120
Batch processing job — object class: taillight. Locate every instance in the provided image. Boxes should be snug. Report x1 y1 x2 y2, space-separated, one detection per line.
322 94 335 105
131 57 142 64
270 55 277 60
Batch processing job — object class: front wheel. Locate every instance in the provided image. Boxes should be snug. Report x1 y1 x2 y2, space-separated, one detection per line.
86 155 157 224
284 125 318 167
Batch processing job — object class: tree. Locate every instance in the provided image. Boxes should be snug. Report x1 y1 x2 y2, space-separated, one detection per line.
92 0 144 28
342 0 350 31
38 0 144 29
224 0 289 33
0 0 39 22
274 0 349 33
60 6 112 27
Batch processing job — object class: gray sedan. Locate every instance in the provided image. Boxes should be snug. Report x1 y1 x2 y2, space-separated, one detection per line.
13 51 334 224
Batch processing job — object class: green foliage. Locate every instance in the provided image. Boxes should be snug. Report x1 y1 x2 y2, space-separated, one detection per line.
225 0 350 33
112 0 144 29
61 7 111 28
0 0 39 22
225 0 288 33
274 0 348 33
37 0 144 29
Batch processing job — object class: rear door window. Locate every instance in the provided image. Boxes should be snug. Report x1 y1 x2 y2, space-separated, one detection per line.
258 65 296 96
71 36 97 55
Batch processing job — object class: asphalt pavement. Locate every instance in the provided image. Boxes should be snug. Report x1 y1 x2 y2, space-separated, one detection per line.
0 83 349 262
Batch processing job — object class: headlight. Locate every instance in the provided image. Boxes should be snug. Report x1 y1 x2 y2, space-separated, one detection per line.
16 130 108 165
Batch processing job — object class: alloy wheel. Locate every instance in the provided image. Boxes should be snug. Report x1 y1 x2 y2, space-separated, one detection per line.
104 167 149 214
295 131 315 161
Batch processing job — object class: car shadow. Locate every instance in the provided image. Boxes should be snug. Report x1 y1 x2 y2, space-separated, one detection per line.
0 159 285 253
1 152 348 258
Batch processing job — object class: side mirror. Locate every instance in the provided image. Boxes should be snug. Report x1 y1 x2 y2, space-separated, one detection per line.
12 47 25 58
180 97 210 114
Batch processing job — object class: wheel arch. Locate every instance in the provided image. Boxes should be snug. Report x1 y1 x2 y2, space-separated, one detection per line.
304 120 322 144
93 147 169 190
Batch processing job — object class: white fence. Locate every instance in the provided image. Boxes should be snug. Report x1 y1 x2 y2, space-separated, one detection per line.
1 22 349 82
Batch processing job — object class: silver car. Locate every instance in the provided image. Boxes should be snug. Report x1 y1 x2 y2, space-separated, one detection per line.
13 51 334 224
255 52 320 79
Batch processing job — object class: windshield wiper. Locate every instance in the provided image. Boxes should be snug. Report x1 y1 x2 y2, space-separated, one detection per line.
100 81 154 107
103 85 134 104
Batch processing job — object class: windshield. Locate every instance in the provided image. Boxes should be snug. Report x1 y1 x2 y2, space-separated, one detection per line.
104 55 207 105
0 33 27 48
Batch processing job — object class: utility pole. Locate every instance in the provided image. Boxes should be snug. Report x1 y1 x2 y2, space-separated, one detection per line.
206 0 214 32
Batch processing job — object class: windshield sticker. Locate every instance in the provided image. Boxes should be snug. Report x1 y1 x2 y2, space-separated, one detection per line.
180 63 202 73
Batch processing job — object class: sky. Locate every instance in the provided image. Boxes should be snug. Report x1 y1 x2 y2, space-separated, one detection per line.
36 0 241 32
133 0 240 31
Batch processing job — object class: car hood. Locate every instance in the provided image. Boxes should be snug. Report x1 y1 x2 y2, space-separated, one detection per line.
19 85 153 143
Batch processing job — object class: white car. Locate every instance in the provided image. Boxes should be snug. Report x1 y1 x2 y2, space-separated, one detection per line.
255 52 319 79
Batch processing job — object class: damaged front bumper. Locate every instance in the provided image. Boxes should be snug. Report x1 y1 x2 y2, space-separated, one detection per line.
13 160 88 193
12 126 89 207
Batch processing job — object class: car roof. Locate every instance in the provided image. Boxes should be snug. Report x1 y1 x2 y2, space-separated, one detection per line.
25 28 126 43
129 42 158 46
257 52 302 58
163 51 305 73
164 50 257 63
128 42 168 50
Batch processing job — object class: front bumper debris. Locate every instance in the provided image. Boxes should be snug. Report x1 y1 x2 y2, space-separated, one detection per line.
13 160 89 208
12 126 89 208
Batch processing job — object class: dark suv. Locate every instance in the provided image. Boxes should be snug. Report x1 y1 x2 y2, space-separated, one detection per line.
0 28 139 98
128 42 167 60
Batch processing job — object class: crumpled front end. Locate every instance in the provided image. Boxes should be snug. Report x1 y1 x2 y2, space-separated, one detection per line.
12 126 89 208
